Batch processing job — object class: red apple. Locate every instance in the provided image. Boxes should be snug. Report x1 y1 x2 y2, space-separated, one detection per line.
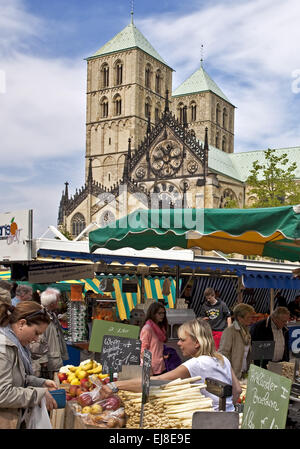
102 377 110 385
80 378 91 391
69 385 79 397
66 393 73 401
58 373 68 383
78 392 93 407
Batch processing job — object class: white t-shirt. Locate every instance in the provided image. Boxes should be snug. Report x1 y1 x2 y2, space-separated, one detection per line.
183 355 234 411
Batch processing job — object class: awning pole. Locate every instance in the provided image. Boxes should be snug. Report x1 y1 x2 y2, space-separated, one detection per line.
175 265 180 308
270 288 274 314
237 276 243 304
141 273 145 304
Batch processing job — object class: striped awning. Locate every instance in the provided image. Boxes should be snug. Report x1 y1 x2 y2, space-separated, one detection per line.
0 271 177 321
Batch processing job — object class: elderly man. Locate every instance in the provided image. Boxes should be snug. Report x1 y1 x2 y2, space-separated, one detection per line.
11 284 33 306
40 288 69 378
250 306 290 368
0 280 12 305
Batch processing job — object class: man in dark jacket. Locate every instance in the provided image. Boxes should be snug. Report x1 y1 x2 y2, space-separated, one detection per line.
250 307 290 368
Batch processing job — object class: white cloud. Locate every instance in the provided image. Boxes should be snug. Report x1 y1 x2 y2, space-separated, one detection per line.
138 0 300 151
0 0 86 237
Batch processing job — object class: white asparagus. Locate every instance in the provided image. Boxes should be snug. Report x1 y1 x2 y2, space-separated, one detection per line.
162 376 202 388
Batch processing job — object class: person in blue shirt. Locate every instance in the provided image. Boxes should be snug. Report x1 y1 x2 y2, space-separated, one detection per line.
11 285 33 306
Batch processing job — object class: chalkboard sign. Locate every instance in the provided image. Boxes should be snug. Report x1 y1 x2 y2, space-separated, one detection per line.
252 341 275 361
242 364 292 429
140 349 152 429
88 319 140 353
289 326 300 357
100 335 141 374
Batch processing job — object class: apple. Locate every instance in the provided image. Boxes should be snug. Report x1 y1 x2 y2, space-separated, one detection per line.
78 392 94 407
80 378 91 391
102 377 110 385
69 385 79 397
58 372 67 383
66 393 73 401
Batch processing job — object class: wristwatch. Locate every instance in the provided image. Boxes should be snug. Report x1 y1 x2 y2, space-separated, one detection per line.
107 382 119 393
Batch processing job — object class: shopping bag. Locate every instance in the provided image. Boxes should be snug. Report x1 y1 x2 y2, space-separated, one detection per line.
27 397 52 429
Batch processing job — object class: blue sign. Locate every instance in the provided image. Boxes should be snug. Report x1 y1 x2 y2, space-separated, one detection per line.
289 326 300 357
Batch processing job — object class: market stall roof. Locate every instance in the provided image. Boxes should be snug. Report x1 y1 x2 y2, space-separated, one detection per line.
242 270 300 290
88 205 300 262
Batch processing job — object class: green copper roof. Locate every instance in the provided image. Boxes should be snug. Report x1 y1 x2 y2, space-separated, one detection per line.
205 146 300 182
89 22 171 68
172 65 232 104
229 147 300 181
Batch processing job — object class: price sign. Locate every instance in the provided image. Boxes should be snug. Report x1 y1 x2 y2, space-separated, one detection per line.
140 349 152 428
242 364 292 429
251 341 275 362
289 326 300 357
100 335 141 374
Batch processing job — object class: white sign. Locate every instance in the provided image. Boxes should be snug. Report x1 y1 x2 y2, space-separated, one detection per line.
0 210 33 262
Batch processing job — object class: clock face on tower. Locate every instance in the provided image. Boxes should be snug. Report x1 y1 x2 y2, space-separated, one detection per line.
150 140 183 178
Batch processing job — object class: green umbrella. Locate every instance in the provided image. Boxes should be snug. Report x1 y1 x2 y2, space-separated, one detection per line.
89 205 300 262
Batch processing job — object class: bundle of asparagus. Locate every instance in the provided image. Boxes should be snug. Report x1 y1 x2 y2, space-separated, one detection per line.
119 376 214 429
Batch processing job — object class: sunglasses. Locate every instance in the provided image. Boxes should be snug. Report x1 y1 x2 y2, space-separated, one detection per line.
25 307 52 321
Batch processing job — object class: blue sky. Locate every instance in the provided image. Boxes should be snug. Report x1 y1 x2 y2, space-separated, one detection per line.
1 0 300 238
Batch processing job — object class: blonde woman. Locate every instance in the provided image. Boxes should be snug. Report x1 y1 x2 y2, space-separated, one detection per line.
219 303 255 380
100 318 242 411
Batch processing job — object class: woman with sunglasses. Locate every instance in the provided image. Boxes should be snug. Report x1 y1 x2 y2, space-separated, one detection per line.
140 302 168 375
0 301 58 429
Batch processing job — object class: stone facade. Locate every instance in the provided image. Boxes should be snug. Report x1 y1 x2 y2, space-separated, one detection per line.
57 25 255 238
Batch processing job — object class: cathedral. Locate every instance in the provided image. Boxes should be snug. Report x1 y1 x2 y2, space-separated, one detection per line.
58 15 300 238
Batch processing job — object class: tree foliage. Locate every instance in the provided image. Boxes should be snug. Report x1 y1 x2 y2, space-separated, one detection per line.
246 148 300 207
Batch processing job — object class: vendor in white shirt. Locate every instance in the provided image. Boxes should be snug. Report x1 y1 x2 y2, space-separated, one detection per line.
100 318 242 411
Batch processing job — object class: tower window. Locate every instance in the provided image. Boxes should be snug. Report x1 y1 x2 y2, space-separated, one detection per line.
216 103 221 125
114 95 122 116
215 133 219 148
102 64 109 88
145 101 151 119
116 63 123 85
222 136 226 152
223 108 228 129
191 103 197 122
155 70 161 94
145 65 151 89
101 98 109 118
155 107 160 123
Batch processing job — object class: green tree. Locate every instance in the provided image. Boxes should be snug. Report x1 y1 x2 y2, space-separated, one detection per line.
246 148 300 207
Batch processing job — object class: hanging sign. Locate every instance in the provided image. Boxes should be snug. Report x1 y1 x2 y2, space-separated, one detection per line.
242 364 292 429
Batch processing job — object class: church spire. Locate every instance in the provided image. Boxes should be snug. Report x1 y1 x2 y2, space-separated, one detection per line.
130 0 134 24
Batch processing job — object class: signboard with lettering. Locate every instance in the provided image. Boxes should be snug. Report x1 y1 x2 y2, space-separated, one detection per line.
241 364 292 429
251 341 275 362
289 326 300 357
100 335 141 374
140 349 152 428
0 209 33 262
27 262 95 283
88 319 140 353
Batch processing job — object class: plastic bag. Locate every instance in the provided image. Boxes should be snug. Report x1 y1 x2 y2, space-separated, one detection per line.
81 406 126 428
27 397 52 429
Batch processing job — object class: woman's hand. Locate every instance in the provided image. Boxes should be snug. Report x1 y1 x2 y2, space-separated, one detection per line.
44 390 57 411
43 379 58 390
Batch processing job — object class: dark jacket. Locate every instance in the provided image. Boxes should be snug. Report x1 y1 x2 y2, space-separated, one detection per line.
250 317 289 368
